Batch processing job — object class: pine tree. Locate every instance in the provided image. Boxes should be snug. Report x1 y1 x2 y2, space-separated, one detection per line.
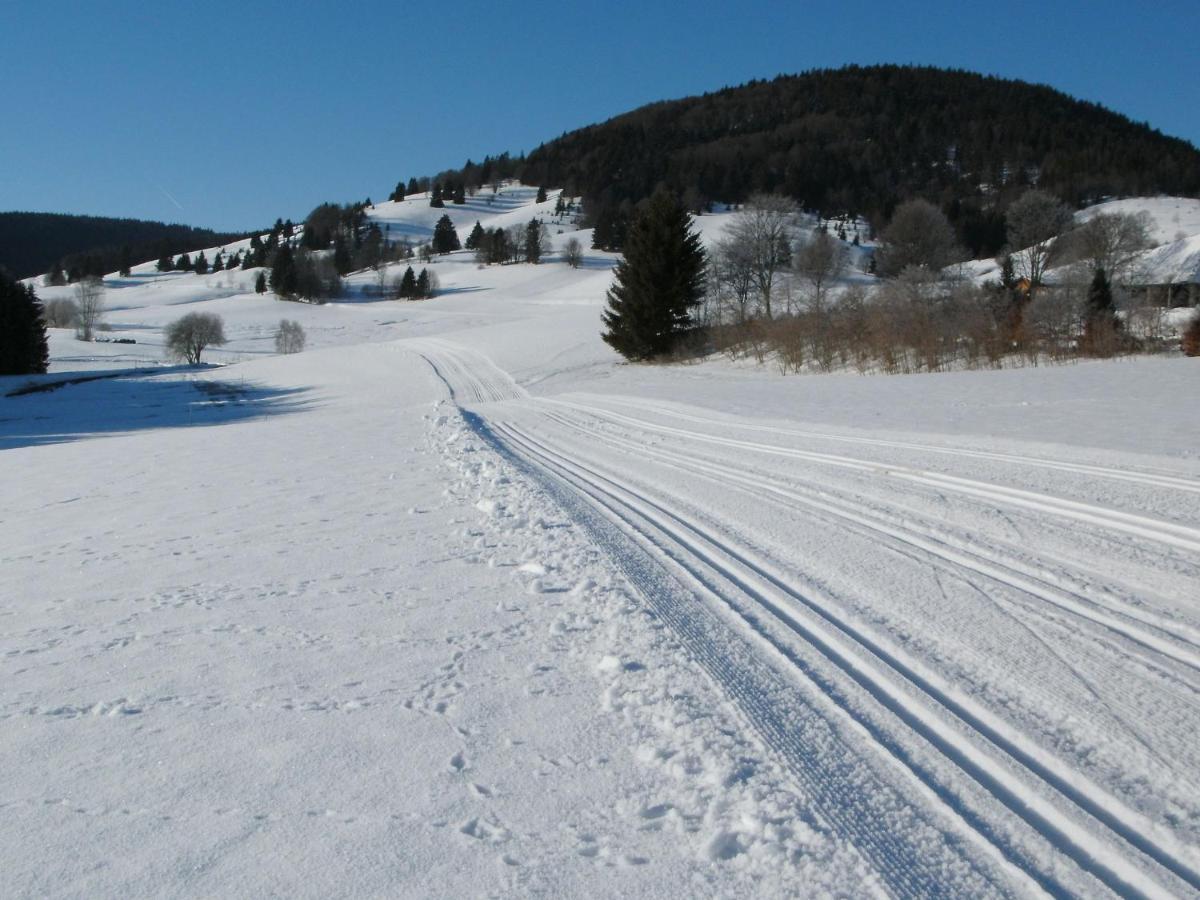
416 268 431 298
430 184 445 208
525 219 543 263
390 180 406 202
255 271 267 293
0 270 49 375
211 253 224 272
118 245 133 277
270 244 297 296
536 186 548 204
398 266 417 298
601 189 707 361
452 183 466 205
465 221 485 250
156 254 173 273
407 177 420 196
45 261 67 285
176 253 192 271
1083 266 1119 355
194 251 209 275
333 237 352 276
432 215 461 254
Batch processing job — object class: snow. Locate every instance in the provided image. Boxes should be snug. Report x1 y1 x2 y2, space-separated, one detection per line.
4 184 1200 898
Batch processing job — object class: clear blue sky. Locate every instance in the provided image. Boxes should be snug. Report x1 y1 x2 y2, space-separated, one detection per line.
3 0 1197 232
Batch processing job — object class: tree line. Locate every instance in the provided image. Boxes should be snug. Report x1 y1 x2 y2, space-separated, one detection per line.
601 186 1200 370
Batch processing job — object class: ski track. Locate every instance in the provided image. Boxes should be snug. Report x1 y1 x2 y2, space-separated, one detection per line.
590 395 1200 496
414 339 1200 899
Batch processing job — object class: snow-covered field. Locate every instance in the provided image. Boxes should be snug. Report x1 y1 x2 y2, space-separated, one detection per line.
3 187 1200 898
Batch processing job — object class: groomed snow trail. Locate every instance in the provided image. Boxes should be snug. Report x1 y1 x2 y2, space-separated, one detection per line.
413 338 1200 900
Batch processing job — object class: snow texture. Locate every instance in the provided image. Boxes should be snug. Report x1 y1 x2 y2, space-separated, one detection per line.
3 185 1199 898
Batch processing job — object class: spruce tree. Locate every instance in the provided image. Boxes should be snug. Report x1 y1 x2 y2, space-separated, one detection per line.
430 184 445 208
176 253 192 272
390 180 406 202
536 186 547 204
211 253 224 272
465 221 485 250
398 266 417 298
525 219 543 263
601 189 706 361
118 245 133 277
46 261 67 284
270 244 297 296
194 251 209 275
255 271 267 293
333 237 352 276
0 270 49 375
407 177 420 196
432 215 460 254
1083 266 1119 355
452 183 466 205
416 268 431 298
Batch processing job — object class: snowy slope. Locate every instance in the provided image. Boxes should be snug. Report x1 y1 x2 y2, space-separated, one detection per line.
4 184 1200 898
967 196 1200 286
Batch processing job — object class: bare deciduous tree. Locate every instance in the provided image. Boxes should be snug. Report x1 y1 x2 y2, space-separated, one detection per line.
1060 211 1153 283
563 236 584 268
711 233 756 324
723 194 797 319
876 199 961 277
1006 189 1073 287
165 312 227 365
274 319 306 354
794 230 847 309
43 298 79 328
73 276 105 341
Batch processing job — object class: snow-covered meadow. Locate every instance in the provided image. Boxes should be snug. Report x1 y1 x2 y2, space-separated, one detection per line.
3 186 1199 898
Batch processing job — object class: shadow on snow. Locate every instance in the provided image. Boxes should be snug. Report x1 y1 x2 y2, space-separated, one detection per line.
0 369 311 451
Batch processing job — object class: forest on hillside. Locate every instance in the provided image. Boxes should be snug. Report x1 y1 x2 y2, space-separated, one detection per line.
0 212 246 281
435 66 1200 258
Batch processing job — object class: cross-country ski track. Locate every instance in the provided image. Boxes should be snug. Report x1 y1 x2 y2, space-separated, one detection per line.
413 336 1200 899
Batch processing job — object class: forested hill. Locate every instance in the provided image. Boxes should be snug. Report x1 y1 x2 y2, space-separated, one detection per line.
0 212 245 281
516 65 1200 255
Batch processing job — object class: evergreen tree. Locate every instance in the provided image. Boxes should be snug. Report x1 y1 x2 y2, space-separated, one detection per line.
270 244 298 296
194 251 209 275
407 177 420 196
536 186 547 204
176 253 192 271
465 221 485 251
432 215 461 254
416 268 431 298
398 266 417 298
430 184 445 208
452 183 466 205
0 270 49 375
601 189 707 360
118 245 133 277
255 271 267 293
211 253 224 272
46 261 67 284
333 237 352 275
525 219 544 263
390 181 406 202
1083 266 1119 354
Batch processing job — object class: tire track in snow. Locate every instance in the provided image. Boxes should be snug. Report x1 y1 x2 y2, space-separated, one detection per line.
496 419 1200 900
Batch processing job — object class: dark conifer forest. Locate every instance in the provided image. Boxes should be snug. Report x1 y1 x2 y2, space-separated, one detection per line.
0 213 246 281
505 65 1200 256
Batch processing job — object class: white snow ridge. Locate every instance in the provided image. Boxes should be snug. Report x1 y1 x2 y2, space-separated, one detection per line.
3 184 1200 898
